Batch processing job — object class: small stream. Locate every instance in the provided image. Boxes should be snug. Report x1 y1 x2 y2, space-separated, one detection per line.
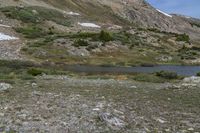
63 65 200 76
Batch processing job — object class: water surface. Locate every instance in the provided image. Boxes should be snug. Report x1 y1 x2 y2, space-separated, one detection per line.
63 65 200 76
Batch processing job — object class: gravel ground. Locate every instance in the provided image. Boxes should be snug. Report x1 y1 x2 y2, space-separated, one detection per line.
0 76 200 132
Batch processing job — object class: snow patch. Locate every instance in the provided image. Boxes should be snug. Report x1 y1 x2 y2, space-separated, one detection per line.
0 24 11 28
67 11 80 16
156 9 172 18
78 22 101 28
0 33 18 41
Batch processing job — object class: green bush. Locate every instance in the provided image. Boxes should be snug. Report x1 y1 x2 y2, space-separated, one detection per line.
197 72 200 76
176 33 190 43
0 60 35 69
156 71 178 79
27 68 45 76
133 73 166 83
70 32 98 39
15 25 47 39
73 39 89 47
99 30 113 42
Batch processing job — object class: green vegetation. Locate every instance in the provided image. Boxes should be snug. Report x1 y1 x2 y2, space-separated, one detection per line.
73 39 89 47
0 60 71 81
197 72 200 76
0 60 35 82
27 68 44 76
0 6 71 26
156 71 178 79
69 32 98 39
69 30 114 42
19 29 172 65
147 28 190 43
132 71 181 83
176 33 190 43
0 59 181 83
132 73 166 83
15 25 47 39
178 46 200 60
0 6 40 23
99 30 113 42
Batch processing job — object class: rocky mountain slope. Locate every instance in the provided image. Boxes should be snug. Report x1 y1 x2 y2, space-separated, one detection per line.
1 0 200 39
0 0 200 65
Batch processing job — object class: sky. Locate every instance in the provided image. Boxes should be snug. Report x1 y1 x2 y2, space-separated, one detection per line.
146 0 200 18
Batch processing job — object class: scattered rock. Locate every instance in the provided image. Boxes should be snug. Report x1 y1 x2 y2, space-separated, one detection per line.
156 118 166 124
156 56 172 62
188 127 194 131
183 76 200 83
0 83 12 92
181 83 197 88
99 113 127 130
92 108 100 111
130 85 137 89
31 82 37 88
32 91 42 96
32 10 38 15
0 113 4 117
166 84 181 90
65 11 80 16
167 98 171 101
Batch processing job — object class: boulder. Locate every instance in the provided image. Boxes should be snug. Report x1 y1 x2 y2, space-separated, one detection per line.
99 112 127 130
0 83 12 92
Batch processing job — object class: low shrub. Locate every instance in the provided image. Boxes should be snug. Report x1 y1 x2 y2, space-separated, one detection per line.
70 32 98 39
176 33 190 43
0 60 35 69
73 39 89 47
99 30 113 42
156 71 178 79
197 72 200 76
27 68 45 76
15 25 47 39
133 73 166 83
1 6 40 23
0 6 71 26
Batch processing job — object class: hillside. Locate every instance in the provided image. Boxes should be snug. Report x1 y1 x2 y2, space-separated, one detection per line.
0 0 200 65
1 0 200 37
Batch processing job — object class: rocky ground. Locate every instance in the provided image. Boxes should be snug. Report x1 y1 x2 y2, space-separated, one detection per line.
0 39 23 60
0 13 24 60
0 75 200 132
